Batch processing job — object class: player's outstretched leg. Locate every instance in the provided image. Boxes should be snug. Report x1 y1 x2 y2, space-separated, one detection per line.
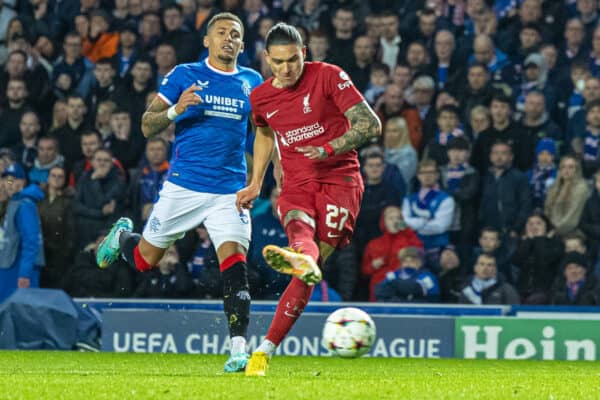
246 277 314 376
246 219 320 377
96 217 134 268
221 252 251 373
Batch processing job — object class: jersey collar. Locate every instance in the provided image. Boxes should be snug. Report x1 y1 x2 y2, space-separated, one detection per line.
205 58 239 75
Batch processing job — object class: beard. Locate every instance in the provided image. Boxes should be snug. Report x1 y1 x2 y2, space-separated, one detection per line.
217 53 235 63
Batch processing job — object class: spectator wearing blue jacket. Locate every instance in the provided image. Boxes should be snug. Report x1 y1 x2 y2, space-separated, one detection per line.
0 163 45 302
375 246 440 302
402 159 455 267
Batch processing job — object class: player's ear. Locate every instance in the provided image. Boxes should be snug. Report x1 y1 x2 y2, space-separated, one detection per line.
263 49 270 63
301 46 307 59
203 35 209 48
239 41 245 53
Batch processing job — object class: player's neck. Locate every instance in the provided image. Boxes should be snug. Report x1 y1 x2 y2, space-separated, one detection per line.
207 57 236 73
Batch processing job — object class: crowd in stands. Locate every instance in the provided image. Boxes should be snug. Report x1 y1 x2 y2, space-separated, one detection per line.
1 0 600 306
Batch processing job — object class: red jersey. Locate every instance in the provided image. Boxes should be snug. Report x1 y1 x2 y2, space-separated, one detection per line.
250 62 364 187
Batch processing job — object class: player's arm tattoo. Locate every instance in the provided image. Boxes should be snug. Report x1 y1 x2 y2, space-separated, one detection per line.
141 97 170 138
328 101 382 155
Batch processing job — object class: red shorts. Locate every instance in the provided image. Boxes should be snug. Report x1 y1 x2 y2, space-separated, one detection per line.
277 181 363 248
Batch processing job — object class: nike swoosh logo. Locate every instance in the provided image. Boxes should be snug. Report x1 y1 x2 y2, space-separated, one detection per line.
266 110 279 119
327 232 341 238
284 311 299 318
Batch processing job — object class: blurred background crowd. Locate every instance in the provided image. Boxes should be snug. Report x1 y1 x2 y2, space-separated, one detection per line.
1 0 600 306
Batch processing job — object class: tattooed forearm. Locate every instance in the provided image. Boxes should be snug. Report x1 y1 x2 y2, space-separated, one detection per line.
141 97 171 138
328 101 382 155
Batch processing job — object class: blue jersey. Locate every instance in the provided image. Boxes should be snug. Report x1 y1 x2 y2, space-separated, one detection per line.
158 59 263 194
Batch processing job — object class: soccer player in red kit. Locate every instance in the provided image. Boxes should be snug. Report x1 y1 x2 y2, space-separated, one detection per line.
236 23 381 376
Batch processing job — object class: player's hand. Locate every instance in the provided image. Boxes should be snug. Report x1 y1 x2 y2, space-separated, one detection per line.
296 145 326 160
175 84 203 115
236 183 261 212
18 278 30 289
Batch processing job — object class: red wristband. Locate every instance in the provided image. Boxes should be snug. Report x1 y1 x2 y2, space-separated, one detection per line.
322 143 335 157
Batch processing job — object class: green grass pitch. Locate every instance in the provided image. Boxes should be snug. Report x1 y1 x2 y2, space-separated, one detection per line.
1 351 599 400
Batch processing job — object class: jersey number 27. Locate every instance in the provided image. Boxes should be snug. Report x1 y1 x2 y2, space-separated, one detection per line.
325 204 349 231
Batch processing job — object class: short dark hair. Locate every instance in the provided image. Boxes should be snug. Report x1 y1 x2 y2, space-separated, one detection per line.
491 138 513 152
419 7 437 18
265 23 303 50
371 62 390 75
38 135 59 150
480 226 500 238
469 62 489 73
418 158 438 172
490 92 512 107
141 11 161 21
586 98 600 112
93 147 112 158
380 10 399 20
363 152 384 164
64 31 81 42
438 104 460 118
521 22 542 35
571 59 589 73
162 3 183 16
147 136 168 148
96 57 116 69
477 252 497 265
8 49 27 61
81 130 102 143
563 229 587 244
447 136 471 151
334 6 354 17
67 94 85 103
206 12 245 36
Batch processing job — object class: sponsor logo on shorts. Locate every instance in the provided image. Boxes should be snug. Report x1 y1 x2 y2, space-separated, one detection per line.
327 232 341 238
149 216 161 233
239 212 249 224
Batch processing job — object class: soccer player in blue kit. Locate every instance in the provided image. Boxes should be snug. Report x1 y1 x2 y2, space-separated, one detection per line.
95 12 263 372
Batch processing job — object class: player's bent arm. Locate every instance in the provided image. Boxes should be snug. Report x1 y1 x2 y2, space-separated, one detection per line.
249 125 276 188
328 101 382 155
141 96 171 138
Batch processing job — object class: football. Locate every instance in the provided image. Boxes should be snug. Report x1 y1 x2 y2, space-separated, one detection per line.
322 307 377 358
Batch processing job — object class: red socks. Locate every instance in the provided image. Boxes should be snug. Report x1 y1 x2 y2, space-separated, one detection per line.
133 245 153 272
265 219 319 345
285 219 319 262
220 253 246 272
265 277 314 345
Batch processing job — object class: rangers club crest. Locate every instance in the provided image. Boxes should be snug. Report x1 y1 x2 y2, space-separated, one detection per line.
241 80 251 96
